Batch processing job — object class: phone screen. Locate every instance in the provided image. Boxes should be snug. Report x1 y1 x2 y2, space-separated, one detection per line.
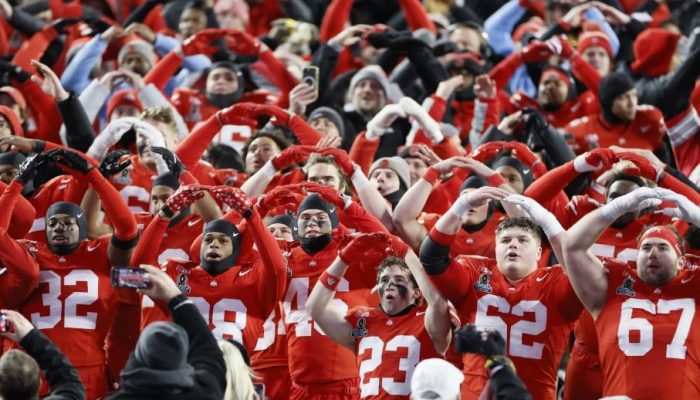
111 267 149 289
302 66 319 100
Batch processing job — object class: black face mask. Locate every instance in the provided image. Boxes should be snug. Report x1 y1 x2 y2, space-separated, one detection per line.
200 251 238 276
300 233 332 254
206 92 242 109
454 86 476 101
462 202 495 233
168 207 191 228
383 183 407 210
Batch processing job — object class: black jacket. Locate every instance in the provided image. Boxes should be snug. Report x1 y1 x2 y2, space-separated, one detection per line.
107 295 226 400
20 329 85 400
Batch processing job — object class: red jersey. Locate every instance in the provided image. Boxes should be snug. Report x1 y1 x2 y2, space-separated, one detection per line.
16 237 117 367
667 107 700 184
429 256 583 400
419 212 504 259
141 257 278 354
596 258 700 399
564 106 666 155
134 212 204 264
345 305 444 399
26 175 85 242
284 241 377 385
251 241 294 371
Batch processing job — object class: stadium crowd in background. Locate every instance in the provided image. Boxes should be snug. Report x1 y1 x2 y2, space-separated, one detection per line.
0 0 700 399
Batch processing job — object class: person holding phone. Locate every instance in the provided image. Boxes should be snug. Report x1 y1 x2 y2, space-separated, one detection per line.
0 310 86 400
107 264 227 400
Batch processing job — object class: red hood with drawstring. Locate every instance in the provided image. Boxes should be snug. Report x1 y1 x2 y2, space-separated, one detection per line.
0 105 24 137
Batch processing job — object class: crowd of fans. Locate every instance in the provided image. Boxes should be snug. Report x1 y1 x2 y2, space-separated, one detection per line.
0 0 699 399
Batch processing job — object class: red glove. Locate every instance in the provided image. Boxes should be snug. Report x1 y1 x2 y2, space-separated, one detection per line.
558 37 575 59
301 181 346 209
617 152 661 181
225 29 264 56
181 29 225 56
271 145 315 170
471 141 506 162
507 141 539 167
211 185 252 215
585 148 617 168
216 104 259 127
234 103 291 126
257 184 305 217
319 148 355 176
520 41 554 63
164 185 207 216
339 233 409 265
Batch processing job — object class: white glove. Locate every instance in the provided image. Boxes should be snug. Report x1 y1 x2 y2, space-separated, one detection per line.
399 97 443 144
504 194 564 238
366 104 406 140
599 187 659 222
351 163 370 190
656 188 700 226
133 120 168 174
87 117 139 161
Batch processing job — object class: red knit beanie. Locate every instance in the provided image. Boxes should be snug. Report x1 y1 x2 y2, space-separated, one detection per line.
578 31 613 60
631 28 680 77
106 89 143 119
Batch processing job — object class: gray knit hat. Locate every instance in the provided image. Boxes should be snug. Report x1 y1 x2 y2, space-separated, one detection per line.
308 107 345 139
369 156 411 189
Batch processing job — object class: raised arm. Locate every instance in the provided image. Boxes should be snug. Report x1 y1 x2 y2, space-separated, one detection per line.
46 149 138 265
405 249 452 355
81 150 133 238
1 310 85 400
306 255 355 350
0 178 40 308
563 188 660 316
393 156 473 250
211 186 288 301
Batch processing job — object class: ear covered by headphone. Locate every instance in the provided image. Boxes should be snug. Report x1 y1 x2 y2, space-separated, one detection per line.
446 21 493 61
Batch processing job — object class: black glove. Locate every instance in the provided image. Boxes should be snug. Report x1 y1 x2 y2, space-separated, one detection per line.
0 60 32 83
454 324 506 357
17 153 49 184
52 18 82 35
99 149 132 178
151 146 184 177
84 17 112 35
46 148 91 174
432 39 459 57
367 30 408 49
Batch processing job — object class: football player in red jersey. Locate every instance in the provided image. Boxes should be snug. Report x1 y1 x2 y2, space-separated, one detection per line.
307 233 455 399
249 212 299 400
420 188 583 400
2 149 138 399
283 190 389 400
131 184 287 357
0 153 41 326
394 156 510 255
564 187 700 400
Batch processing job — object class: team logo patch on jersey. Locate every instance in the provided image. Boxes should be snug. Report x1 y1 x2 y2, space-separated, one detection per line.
113 169 132 185
177 272 191 293
352 316 368 338
616 274 636 297
474 271 493 293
